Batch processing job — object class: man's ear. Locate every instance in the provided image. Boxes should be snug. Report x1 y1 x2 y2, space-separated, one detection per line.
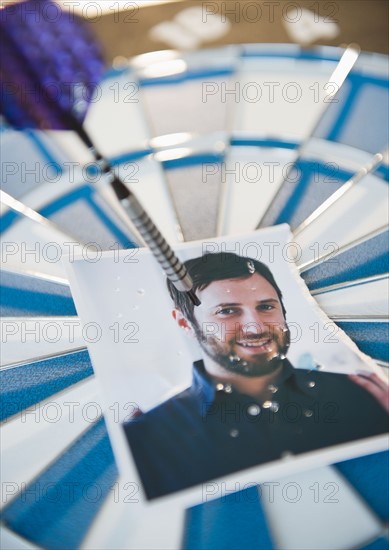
172 309 194 335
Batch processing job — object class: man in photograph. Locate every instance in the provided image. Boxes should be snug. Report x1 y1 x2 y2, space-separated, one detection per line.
124 252 388 499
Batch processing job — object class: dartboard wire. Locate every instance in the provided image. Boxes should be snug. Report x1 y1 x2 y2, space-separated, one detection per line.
314 278 388 320
310 273 389 296
258 44 361 228
0 266 70 287
293 147 389 237
329 315 389 321
333 317 389 322
0 346 88 372
0 191 86 246
298 225 388 272
0 317 87 368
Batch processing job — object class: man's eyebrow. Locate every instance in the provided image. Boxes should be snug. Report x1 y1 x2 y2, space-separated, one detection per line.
212 298 280 308
213 302 241 308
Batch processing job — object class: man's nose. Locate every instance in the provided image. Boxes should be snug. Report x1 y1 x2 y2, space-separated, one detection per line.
240 310 265 335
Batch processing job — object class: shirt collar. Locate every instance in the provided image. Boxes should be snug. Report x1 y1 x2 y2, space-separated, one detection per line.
192 360 216 410
191 358 318 415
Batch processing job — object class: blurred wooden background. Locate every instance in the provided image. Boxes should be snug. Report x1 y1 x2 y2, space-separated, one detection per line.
79 0 389 64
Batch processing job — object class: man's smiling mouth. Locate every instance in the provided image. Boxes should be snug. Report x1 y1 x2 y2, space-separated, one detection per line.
236 337 272 349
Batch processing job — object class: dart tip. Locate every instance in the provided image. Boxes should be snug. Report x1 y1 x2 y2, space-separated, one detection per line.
187 289 201 307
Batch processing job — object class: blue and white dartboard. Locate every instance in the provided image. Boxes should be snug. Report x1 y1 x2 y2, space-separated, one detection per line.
1 44 388 549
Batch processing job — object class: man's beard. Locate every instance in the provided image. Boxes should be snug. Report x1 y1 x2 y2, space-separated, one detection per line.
195 324 290 377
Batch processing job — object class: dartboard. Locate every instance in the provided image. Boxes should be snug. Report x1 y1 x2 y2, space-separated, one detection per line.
1 40 388 550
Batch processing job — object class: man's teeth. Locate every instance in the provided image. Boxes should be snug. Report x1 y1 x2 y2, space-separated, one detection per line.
238 338 271 347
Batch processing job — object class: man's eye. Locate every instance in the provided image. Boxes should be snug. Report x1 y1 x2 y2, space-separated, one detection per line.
216 308 238 315
258 304 275 311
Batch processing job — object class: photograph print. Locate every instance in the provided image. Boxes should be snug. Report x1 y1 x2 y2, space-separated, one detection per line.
65 224 389 504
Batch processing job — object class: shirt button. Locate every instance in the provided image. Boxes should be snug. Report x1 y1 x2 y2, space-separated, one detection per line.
268 384 278 394
224 384 233 393
247 404 261 416
229 429 239 438
216 383 224 391
304 409 313 417
262 401 280 412
307 381 316 388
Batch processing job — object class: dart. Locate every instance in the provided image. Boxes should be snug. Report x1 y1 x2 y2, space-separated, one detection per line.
0 0 200 306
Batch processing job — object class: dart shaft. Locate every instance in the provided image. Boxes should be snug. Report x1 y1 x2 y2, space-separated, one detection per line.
121 187 200 305
89 148 200 305
121 195 192 290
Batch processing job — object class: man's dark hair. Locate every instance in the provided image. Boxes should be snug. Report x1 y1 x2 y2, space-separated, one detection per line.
167 252 286 324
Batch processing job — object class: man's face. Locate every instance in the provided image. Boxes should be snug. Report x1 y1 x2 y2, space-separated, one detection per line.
192 272 289 377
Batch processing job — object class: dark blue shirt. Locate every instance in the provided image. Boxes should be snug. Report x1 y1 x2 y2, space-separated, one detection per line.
124 360 388 500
